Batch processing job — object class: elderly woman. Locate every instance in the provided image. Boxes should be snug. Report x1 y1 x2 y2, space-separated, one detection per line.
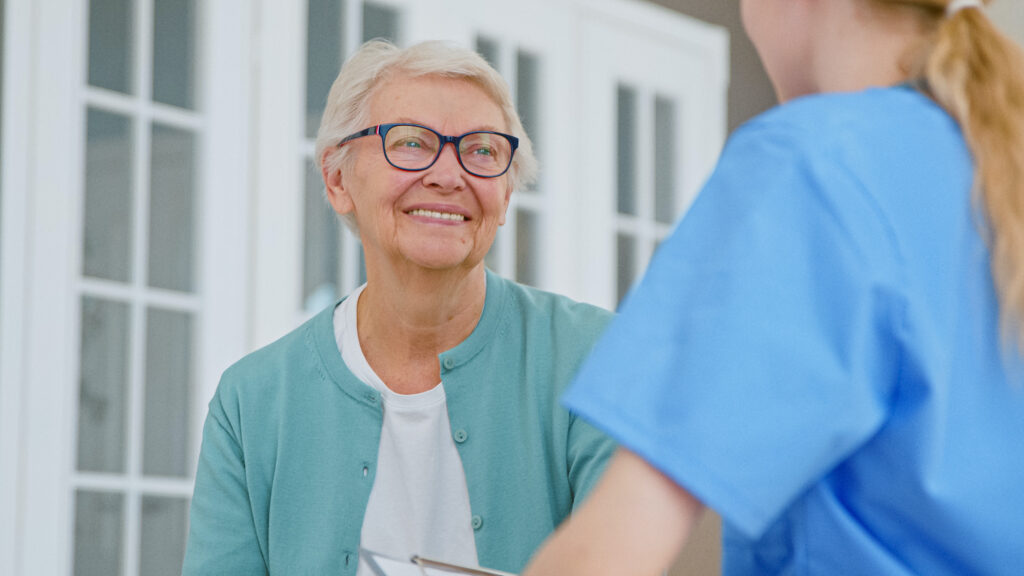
182 40 614 576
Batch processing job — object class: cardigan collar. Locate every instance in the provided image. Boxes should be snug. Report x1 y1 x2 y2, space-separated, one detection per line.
309 268 511 406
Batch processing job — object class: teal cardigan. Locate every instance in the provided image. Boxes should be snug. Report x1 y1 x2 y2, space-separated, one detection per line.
183 271 615 575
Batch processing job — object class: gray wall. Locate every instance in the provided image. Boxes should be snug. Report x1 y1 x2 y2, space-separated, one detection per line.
991 2 1024 45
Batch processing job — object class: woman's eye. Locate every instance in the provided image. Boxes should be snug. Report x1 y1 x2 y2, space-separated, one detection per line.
471 146 494 156
396 138 423 149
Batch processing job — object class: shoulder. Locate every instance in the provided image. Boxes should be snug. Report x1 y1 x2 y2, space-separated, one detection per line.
215 304 334 406
496 275 613 337
696 87 963 260
743 86 954 138
731 87 962 172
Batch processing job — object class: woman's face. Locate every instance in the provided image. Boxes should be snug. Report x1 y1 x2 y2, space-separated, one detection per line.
328 75 512 276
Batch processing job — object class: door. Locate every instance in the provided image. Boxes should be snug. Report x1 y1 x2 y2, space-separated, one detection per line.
578 8 727 309
13 0 250 574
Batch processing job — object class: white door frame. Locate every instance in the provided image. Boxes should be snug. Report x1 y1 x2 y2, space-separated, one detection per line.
0 0 33 572
18 0 85 570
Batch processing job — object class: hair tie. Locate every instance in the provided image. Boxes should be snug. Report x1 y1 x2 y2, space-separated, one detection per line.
946 0 984 17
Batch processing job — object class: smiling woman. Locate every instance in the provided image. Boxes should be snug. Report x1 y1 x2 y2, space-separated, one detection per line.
183 40 615 576
325 75 515 282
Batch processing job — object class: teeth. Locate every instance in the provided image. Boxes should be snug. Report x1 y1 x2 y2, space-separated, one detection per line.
408 209 466 221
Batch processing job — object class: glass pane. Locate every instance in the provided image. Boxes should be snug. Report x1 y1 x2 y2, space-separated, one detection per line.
74 491 124 576
654 96 677 225
83 109 134 283
139 496 189 576
516 50 540 166
484 233 500 272
475 36 499 70
152 0 197 110
306 0 344 138
362 2 399 44
148 124 196 292
303 162 340 312
515 208 538 286
616 85 637 216
358 247 367 285
88 0 134 93
143 308 193 477
616 232 636 308
77 297 130 474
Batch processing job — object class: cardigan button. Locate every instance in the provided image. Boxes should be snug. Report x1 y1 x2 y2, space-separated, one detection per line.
471 515 483 530
453 429 468 443
443 357 455 370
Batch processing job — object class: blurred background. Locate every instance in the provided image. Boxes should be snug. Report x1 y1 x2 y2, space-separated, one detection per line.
0 1 1020 574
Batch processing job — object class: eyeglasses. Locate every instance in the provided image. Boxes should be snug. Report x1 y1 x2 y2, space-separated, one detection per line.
337 123 519 178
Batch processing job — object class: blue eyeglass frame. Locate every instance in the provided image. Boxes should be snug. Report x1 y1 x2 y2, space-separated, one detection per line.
337 122 519 178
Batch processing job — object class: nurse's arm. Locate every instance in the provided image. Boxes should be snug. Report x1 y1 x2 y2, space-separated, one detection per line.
523 447 703 576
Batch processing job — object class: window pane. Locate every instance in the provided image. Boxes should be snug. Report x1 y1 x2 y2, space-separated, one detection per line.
139 496 189 576
83 109 134 283
485 233 500 272
303 162 340 312
516 50 540 165
74 491 124 576
362 2 399 44
148 124 196 293
515 208 538 286
152 0 197 110
616 232 636 307
475 36 499 70
654 96 676 224
358 247 367 285
306 0 344 138
77 297 131 474
616 85 637 216
143 308 193 477
88 0 134 93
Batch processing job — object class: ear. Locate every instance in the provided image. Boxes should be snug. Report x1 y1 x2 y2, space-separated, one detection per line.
322 150 355 216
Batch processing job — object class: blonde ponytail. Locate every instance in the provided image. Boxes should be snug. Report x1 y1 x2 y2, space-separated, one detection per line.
901 0 1024 346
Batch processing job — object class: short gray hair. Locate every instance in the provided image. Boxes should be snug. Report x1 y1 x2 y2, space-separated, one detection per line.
315 39 538 203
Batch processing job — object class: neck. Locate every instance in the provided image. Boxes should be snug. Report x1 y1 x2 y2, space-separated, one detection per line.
356 262 487 394
797 0 931 100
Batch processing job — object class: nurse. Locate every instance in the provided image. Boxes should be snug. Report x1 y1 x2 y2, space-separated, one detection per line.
525 0 1024 574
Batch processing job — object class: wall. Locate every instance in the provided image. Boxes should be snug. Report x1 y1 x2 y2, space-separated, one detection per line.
991 1 1024 45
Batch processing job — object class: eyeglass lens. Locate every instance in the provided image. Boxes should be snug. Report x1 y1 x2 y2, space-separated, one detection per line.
383 125 512 176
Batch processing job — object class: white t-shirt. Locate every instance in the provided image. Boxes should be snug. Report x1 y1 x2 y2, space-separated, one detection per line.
334 285 479 575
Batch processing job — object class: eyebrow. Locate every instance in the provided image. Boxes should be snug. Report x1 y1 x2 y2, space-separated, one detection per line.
391 118 505 134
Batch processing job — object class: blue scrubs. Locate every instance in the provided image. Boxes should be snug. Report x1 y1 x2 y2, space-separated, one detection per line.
564 86 1024 575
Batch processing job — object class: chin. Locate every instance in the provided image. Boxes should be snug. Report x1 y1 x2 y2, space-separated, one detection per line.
404 250 477 273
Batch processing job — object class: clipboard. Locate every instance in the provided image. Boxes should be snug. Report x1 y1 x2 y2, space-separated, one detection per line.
361 548 517 576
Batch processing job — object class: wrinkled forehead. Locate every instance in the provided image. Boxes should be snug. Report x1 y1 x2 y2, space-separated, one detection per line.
367 73 510 132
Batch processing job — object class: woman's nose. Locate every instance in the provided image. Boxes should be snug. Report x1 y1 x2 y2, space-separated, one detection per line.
423 143 467 190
